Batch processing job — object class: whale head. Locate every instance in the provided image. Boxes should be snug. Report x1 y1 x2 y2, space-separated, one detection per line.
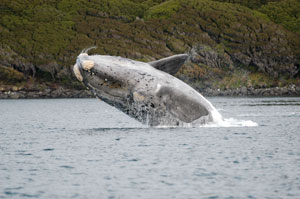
73 52 135 109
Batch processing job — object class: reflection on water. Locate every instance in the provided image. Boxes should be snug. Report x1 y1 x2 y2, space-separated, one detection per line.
0 97 300 199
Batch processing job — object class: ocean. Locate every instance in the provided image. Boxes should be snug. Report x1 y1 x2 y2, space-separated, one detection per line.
0 97 300 199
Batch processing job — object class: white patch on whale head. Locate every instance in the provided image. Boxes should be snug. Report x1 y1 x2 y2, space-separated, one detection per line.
82 60 94 70
73 64 83 82
79 53 88 57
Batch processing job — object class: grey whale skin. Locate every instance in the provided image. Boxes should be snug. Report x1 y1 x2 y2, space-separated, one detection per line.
73 52 222 126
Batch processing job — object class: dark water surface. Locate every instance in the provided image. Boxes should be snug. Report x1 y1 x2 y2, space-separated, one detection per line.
0 97 300 199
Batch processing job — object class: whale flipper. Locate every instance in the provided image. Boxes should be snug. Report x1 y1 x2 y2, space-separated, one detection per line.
148 54 188 75
156 86 209 123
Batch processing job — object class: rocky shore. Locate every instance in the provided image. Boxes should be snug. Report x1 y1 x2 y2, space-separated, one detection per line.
0 87 93 99
1 84 300 99
203 84 300 97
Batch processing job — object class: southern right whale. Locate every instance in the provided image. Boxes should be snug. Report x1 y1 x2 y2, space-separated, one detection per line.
73 50 222 126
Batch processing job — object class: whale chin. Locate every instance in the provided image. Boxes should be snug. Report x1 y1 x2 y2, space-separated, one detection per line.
73 52 222 126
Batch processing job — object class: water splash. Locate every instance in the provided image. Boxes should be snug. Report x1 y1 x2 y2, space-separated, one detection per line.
202 118 258 128
154 107 258 128
155 118 258 128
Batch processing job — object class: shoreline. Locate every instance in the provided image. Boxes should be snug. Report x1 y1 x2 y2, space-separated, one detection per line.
203 84 300 97
1 84 300 99
0 87 93 99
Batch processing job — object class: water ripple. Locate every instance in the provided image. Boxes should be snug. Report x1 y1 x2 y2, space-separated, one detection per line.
0 98 299 198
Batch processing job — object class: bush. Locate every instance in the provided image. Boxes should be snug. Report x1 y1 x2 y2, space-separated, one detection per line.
0 65 25 83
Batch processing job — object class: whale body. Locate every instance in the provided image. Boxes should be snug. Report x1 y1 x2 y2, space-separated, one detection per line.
73 52 222 126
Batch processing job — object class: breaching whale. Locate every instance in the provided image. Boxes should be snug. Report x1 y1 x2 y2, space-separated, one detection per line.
73 50 222 126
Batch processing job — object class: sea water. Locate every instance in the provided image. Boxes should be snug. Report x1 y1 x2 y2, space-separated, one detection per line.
0 97 299 199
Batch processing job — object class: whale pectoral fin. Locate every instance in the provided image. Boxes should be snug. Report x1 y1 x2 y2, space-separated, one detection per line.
168 95 209 123
157 87 208 123
148 54 188 75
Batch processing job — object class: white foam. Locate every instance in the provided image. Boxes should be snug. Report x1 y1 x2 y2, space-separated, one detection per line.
201 103 258 128
202 118 258 128
154 118 258 128
210 108 223 123
153 104 258 128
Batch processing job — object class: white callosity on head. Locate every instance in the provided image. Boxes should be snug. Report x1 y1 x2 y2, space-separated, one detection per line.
73 64 83 82
79 53 88 57
82 60 95 70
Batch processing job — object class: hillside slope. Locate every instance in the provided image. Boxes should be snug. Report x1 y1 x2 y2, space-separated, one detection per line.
0 0 299 95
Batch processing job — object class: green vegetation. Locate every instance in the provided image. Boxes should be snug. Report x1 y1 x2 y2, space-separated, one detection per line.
145 0 181 19
211 0 280 9
0 0 299 91
259 0 300 34
0 65 25 83
213 70 277 89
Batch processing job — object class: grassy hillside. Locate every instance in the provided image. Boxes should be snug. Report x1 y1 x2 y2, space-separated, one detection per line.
259 0 300 34
0 0 299 92
211 0 281 9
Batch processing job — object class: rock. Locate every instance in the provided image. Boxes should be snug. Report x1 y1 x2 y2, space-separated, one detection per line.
240 87 247 95
189 45 233 69
10 92 20 99
12 86 18 91
0 45 36 77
